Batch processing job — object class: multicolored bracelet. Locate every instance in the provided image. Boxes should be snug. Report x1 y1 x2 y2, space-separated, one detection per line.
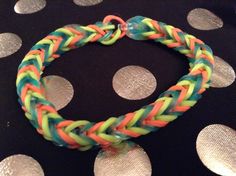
16 15 214 151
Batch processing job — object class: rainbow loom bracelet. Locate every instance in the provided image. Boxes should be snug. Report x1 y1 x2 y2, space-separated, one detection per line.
16 15 214 151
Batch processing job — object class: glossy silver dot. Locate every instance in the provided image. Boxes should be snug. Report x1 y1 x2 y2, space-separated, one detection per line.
0 154 44 176
0 33 22 58
112 65 157 100
73 0 103 6
196 124 236 176
42 75 74 111
94 143 152 176
14 0 46 14
187 8 223 30
210 56 235 88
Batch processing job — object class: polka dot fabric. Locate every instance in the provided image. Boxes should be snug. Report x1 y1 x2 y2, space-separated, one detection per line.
0 1 235 175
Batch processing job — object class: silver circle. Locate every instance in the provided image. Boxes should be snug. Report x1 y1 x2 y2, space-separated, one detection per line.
94 143 152 176
210 56 235 88
187 8 223 30
14 0 46 14
73 0 103 6
42 75 74 111
0 33 22 58
112 65 157 100
196 124 236 176
0 154 44 176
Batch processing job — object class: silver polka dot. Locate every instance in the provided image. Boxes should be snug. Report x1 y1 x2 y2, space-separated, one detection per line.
14 0 46 14
0 33 22 58
196 124 236 176
0 154 44 176
210 56 235 88
187 8 223 30
73 0 103 6
112 65 157 100
94 143 152 176
42 75 74 111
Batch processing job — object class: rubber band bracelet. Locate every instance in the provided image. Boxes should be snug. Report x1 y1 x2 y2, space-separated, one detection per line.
16 15 214 151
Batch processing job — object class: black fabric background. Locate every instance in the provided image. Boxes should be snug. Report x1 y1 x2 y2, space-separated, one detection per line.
0 0 236 175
